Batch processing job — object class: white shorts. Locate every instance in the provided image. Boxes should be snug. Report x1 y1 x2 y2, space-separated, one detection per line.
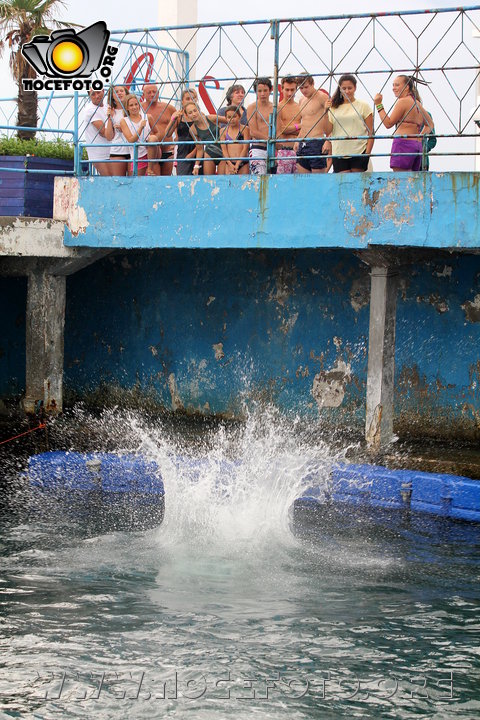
248 145 267 175
86 146 110 162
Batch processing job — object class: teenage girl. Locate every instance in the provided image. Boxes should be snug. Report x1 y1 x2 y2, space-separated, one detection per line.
108 84 129 176
164 88 200 176
219 105 250 175
183 103 226 175
325 74 374 173
120 94 159 176
374 75 433 171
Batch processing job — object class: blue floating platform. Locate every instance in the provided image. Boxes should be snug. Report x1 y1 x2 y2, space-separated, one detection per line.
28 451 164 532
296 462 480 524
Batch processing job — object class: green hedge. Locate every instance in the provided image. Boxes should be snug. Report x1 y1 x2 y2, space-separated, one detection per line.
0 137 77 160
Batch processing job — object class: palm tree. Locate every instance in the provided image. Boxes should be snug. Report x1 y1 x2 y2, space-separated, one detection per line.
0 1 68 139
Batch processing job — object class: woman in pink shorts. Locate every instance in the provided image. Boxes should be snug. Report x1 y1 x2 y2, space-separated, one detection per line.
374 75 433 171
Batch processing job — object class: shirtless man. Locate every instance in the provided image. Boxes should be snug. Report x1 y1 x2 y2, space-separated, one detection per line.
246 77 273 175
294 74 331 173
275 76 301 174
141 83 176 175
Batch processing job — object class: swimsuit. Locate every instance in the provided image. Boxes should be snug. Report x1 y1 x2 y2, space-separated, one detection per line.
297 139 328 171
390 137 422 171
224 129 249 168
391 103 423 171
176 119 195 175
249 142 268 174
196 118 223 161
276 148 297 174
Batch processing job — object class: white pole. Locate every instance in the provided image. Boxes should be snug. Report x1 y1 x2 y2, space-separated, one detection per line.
158 0 198 100
473 28 480 171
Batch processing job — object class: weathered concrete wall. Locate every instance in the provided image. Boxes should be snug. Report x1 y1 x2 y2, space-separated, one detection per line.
59 249 479 439
63 249 370 423
0 277 26 399
395 254 480 439
55 173 480 250
2 248 479 439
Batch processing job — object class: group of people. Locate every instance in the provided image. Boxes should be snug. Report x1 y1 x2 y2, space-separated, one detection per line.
81 73 434 177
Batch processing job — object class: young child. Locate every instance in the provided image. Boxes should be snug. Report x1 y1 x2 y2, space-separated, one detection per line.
120 94 159 176
219 105 250 175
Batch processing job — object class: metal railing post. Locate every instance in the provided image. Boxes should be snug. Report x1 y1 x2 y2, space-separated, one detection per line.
73 91 80 176
268 20 280 173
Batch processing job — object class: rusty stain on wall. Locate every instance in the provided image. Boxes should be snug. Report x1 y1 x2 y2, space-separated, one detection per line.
350 276 370 312
212 342 225 360
312 359 351 409
168 373 184 411
280 312 299 335
416 293 449 314
462 293 480 322
268 263 297 306
432 265 453 278
362 188 380 209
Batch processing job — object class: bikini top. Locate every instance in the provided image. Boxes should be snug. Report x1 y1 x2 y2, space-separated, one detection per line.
225 128 244 141
395 95 422 132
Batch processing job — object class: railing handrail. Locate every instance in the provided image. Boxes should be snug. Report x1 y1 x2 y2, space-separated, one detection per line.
110 5 480 34
1 6 480 174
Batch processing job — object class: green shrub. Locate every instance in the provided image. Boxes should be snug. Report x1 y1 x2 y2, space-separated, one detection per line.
0 136 77 160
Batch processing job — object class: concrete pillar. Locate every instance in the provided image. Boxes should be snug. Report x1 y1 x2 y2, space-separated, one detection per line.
158 0 198 95
25 269 66 415
365 267 398 451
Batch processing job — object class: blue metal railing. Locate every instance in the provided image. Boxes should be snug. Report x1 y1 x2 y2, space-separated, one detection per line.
0 6 479 176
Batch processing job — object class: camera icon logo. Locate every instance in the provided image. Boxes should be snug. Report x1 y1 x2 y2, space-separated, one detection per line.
22 21 110 79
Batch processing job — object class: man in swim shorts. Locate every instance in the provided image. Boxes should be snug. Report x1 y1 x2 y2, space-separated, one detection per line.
276 76 300 174
141 83 176 175
294 74 331 173
247 78 273 175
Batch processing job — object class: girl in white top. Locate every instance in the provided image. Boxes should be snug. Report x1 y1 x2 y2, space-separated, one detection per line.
107 84 129 176
120 94 159 176
325 74 374 173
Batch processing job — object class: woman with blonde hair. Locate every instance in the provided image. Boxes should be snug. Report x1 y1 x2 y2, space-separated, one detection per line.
107 84 129 176
164 88 200 176
374 75 433 171
119 94 159 176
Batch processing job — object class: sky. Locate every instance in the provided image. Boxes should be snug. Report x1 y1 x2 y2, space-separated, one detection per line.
0 1 469 95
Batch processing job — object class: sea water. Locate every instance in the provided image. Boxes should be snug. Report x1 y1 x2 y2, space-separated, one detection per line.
1 408 479 719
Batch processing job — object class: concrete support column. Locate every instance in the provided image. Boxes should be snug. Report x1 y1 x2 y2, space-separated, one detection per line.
25 269 66 415
365 266 398 451
158 0 198 94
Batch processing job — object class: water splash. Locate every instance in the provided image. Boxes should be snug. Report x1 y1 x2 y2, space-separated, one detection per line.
124 406 342 555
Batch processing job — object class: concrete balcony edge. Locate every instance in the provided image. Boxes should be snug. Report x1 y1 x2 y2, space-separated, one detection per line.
52 171 480 251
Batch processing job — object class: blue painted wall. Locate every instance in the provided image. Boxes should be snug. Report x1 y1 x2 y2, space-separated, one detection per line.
64 249 370 421
395 254 480 436
2 248 479 438
58 173 480 251
59 248 480 439
0 277 26 398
